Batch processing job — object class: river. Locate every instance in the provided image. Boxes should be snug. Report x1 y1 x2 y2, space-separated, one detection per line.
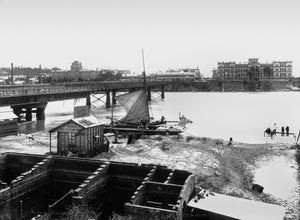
33 91 300 144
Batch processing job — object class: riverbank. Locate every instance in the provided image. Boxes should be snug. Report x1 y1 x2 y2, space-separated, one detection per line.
163 79 293 92
96 134 299 220
0 132 298 219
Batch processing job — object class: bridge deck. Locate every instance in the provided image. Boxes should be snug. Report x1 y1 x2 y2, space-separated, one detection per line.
0 81 166 107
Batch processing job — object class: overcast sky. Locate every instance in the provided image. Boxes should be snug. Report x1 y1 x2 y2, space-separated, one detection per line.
0 0 299 76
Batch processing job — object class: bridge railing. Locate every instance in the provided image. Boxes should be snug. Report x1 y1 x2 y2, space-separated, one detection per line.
0 85 89 97
0 81 166 97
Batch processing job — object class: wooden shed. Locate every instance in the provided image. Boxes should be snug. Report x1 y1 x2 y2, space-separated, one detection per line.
49 116 109 157
0 112 18 137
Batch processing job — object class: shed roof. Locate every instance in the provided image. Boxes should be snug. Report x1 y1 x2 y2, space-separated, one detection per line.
188 191 285 220
48 116 101 133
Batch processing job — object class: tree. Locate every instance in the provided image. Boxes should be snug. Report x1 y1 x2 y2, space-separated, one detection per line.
263 66 273 79
247 66 260 81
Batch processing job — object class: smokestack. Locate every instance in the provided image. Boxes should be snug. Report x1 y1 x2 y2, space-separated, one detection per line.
10 63 14 85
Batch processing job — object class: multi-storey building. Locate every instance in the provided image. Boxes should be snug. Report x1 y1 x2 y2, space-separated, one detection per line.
213 58 292 80
150 68 202 81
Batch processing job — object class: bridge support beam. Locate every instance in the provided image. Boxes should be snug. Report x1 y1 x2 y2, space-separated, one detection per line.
11 103 48 122
161 86 165 99
112 90 116 105
86 94 91 108
25 108 32 121
147 87 151 101
36 107 46 121
106 90 111 108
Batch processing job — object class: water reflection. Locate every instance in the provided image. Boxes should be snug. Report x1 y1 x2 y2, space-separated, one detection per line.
18 120 45 134
254 154 298 199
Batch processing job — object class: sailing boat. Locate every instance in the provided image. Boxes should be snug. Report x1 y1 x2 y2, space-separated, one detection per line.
104 50 188 136
106 89 185 135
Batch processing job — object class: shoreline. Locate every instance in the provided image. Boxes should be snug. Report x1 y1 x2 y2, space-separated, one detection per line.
0 132 299 219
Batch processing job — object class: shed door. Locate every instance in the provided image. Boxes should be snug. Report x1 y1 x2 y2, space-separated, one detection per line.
58 132 76 155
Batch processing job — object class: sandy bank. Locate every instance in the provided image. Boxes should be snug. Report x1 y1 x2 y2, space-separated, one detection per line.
0 132 298 219
96 135 299 220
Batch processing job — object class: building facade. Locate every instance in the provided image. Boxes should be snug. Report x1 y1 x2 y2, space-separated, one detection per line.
150 68 202 81
213 58 292 80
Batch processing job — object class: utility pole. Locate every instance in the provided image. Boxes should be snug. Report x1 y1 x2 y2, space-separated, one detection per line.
10 63 14 85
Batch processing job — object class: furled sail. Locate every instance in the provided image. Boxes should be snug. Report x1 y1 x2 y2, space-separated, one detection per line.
116 90 149 123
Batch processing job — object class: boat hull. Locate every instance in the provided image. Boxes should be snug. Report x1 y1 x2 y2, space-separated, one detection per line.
103 125 183 136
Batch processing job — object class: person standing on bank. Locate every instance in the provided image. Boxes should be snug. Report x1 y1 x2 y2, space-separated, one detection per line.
272 123 278 136
281 126 285 136
286 126 290 136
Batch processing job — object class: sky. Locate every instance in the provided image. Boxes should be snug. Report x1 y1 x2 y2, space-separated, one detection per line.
0 0 299 76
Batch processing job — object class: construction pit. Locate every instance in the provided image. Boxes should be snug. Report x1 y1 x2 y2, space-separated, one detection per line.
0 152 194 220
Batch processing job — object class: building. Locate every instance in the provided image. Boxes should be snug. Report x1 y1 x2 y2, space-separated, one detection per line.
150 68 202 81
70 60 83 72
48 116 109 157
213 58 292 80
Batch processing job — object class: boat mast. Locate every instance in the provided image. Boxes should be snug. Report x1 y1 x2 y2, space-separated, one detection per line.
142 49 150 122
142 49 146 87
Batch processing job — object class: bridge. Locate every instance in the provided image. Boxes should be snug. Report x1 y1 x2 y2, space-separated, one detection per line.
0 81 166 122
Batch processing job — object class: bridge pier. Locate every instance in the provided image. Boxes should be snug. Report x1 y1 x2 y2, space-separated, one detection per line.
36 107 46 120
161 86 165 99
11 103 48 122
12 106 22 122
25 108 32 121
106 90 111 108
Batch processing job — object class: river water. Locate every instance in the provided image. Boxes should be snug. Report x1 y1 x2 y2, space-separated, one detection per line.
1 91 300 217
35 91 300 144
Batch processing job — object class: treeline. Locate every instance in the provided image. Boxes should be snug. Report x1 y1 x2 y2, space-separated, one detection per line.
0 67 51 77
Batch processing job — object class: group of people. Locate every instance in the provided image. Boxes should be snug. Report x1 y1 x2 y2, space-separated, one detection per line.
265 123 290 139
